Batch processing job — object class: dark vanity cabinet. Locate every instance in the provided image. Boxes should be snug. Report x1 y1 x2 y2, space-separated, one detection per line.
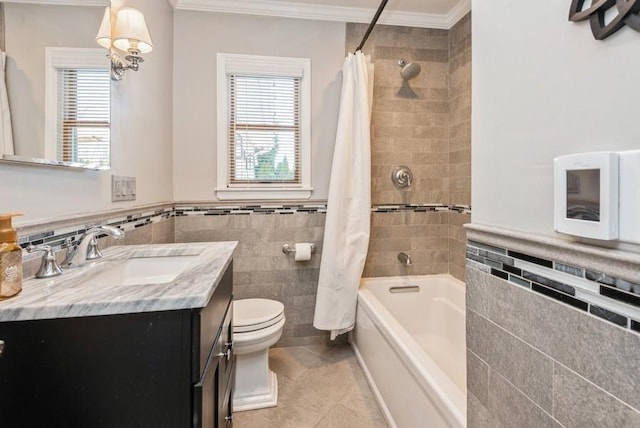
0 264 234 428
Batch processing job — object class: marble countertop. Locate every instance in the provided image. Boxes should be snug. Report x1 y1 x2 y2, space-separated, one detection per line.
0 242 237 322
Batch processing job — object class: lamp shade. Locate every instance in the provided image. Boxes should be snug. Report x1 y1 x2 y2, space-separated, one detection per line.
113 7 153 54
95 6 111 49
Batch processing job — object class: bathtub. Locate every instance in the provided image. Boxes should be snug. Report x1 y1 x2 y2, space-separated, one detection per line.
351 275 466 428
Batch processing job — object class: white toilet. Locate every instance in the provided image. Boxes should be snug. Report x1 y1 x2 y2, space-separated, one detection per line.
232 298 285 412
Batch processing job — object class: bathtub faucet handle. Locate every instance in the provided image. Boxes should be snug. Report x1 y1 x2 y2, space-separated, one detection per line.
398 252 412 266
392 166 414 189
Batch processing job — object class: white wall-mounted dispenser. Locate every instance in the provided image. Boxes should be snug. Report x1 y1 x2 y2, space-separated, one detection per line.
554 150 640 243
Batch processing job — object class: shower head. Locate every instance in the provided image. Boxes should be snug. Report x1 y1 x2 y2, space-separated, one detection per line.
397 59 421 80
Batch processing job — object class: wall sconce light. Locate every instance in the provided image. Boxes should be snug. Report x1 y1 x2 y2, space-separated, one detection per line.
96 7 153 81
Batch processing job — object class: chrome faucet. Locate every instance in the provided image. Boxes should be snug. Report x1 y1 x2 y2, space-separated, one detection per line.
397 252 412 266
27 245 63 278
63 225 124 268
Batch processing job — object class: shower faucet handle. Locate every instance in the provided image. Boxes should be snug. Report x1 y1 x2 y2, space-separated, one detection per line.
392 166 413 189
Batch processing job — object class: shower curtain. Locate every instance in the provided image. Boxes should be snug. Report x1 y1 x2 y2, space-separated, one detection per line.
0 52 14 156
313 51 374 339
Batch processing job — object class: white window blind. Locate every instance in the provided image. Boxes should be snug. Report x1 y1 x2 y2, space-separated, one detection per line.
57 68 110 167
228 74 300 184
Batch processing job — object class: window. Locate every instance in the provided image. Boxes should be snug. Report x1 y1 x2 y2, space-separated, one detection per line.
229 75 300 184
57 68 110 167
216 54 311 200
45 48 110 169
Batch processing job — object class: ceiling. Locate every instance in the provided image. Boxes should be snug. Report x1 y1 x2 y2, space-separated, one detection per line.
3 0 470 29
171 0 471 29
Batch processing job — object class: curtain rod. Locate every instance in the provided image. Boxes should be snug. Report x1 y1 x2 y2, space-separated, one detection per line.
354 0 389 53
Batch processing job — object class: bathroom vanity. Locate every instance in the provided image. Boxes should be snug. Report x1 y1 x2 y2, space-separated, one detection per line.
0 242 237 428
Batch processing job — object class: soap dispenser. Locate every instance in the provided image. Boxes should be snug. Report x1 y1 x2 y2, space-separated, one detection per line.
0 213 24 299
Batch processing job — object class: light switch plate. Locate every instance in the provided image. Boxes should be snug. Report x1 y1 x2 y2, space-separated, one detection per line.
111 175 136 202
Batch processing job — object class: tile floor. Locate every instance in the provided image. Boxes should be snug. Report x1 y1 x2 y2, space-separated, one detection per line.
234 343 389 428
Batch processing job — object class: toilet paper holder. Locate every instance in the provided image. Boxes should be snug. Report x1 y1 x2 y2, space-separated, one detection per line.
282 243 317 255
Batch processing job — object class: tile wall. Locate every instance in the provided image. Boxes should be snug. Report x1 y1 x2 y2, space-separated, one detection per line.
347 24 451 206
466 227 640 427
364 206 449 278
347 15 472 281
0 4 4 51
173 206 328 347
448 14 472 281
449 13 472 208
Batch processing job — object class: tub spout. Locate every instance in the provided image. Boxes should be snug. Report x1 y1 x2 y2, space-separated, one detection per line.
397 252 412 266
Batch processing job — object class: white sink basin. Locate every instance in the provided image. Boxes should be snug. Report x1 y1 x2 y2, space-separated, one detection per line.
88 255 199 287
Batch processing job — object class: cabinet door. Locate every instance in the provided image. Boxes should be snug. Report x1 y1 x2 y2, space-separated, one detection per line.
193 300 234 428
219 366 234 428
0 310 192 428
193 351 220 428
218 304 234 427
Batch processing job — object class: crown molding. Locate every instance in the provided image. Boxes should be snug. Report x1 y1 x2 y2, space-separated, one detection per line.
1 0 105 5
173 0 471 29
447 0 471 28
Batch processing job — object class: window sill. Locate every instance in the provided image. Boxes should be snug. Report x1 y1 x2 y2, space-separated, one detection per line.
215 187 313 201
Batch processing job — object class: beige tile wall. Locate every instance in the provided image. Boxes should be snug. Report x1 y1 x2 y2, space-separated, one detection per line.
448 14 472 281
174 213 331 347
449 14 472 207
363 211 450 278
348 15 471 281
347 24 451 206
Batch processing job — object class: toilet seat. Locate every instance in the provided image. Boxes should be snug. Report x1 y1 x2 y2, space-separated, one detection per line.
234 299 284 333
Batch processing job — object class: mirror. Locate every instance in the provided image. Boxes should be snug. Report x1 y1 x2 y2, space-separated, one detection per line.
0 0 110 170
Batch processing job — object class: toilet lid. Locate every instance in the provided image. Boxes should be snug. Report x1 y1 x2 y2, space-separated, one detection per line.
233 299 285 333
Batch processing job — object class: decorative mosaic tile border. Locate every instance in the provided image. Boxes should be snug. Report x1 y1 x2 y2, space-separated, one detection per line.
18 208 174 252
18 204 329 251
18 202 473 254
467 239 640 334
174 204 327 216
371 204 472 214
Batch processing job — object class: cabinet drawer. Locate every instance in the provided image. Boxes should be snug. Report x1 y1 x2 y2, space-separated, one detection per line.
192 348 219 428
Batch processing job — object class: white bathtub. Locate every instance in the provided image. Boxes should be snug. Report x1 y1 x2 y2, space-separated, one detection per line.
351 275 466 428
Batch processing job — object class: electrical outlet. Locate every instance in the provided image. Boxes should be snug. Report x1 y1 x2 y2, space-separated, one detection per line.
111 175 137 202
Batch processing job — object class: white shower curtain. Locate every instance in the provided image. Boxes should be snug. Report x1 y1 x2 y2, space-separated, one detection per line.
313 51 374 339
0 51 14 156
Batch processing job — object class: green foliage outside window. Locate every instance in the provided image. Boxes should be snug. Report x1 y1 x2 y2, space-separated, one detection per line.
253 134 294 181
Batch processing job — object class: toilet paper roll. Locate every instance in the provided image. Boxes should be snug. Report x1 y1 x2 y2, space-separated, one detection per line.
294 243 312 261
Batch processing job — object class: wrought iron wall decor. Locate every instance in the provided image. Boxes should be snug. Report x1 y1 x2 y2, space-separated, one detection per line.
570 0 640 40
